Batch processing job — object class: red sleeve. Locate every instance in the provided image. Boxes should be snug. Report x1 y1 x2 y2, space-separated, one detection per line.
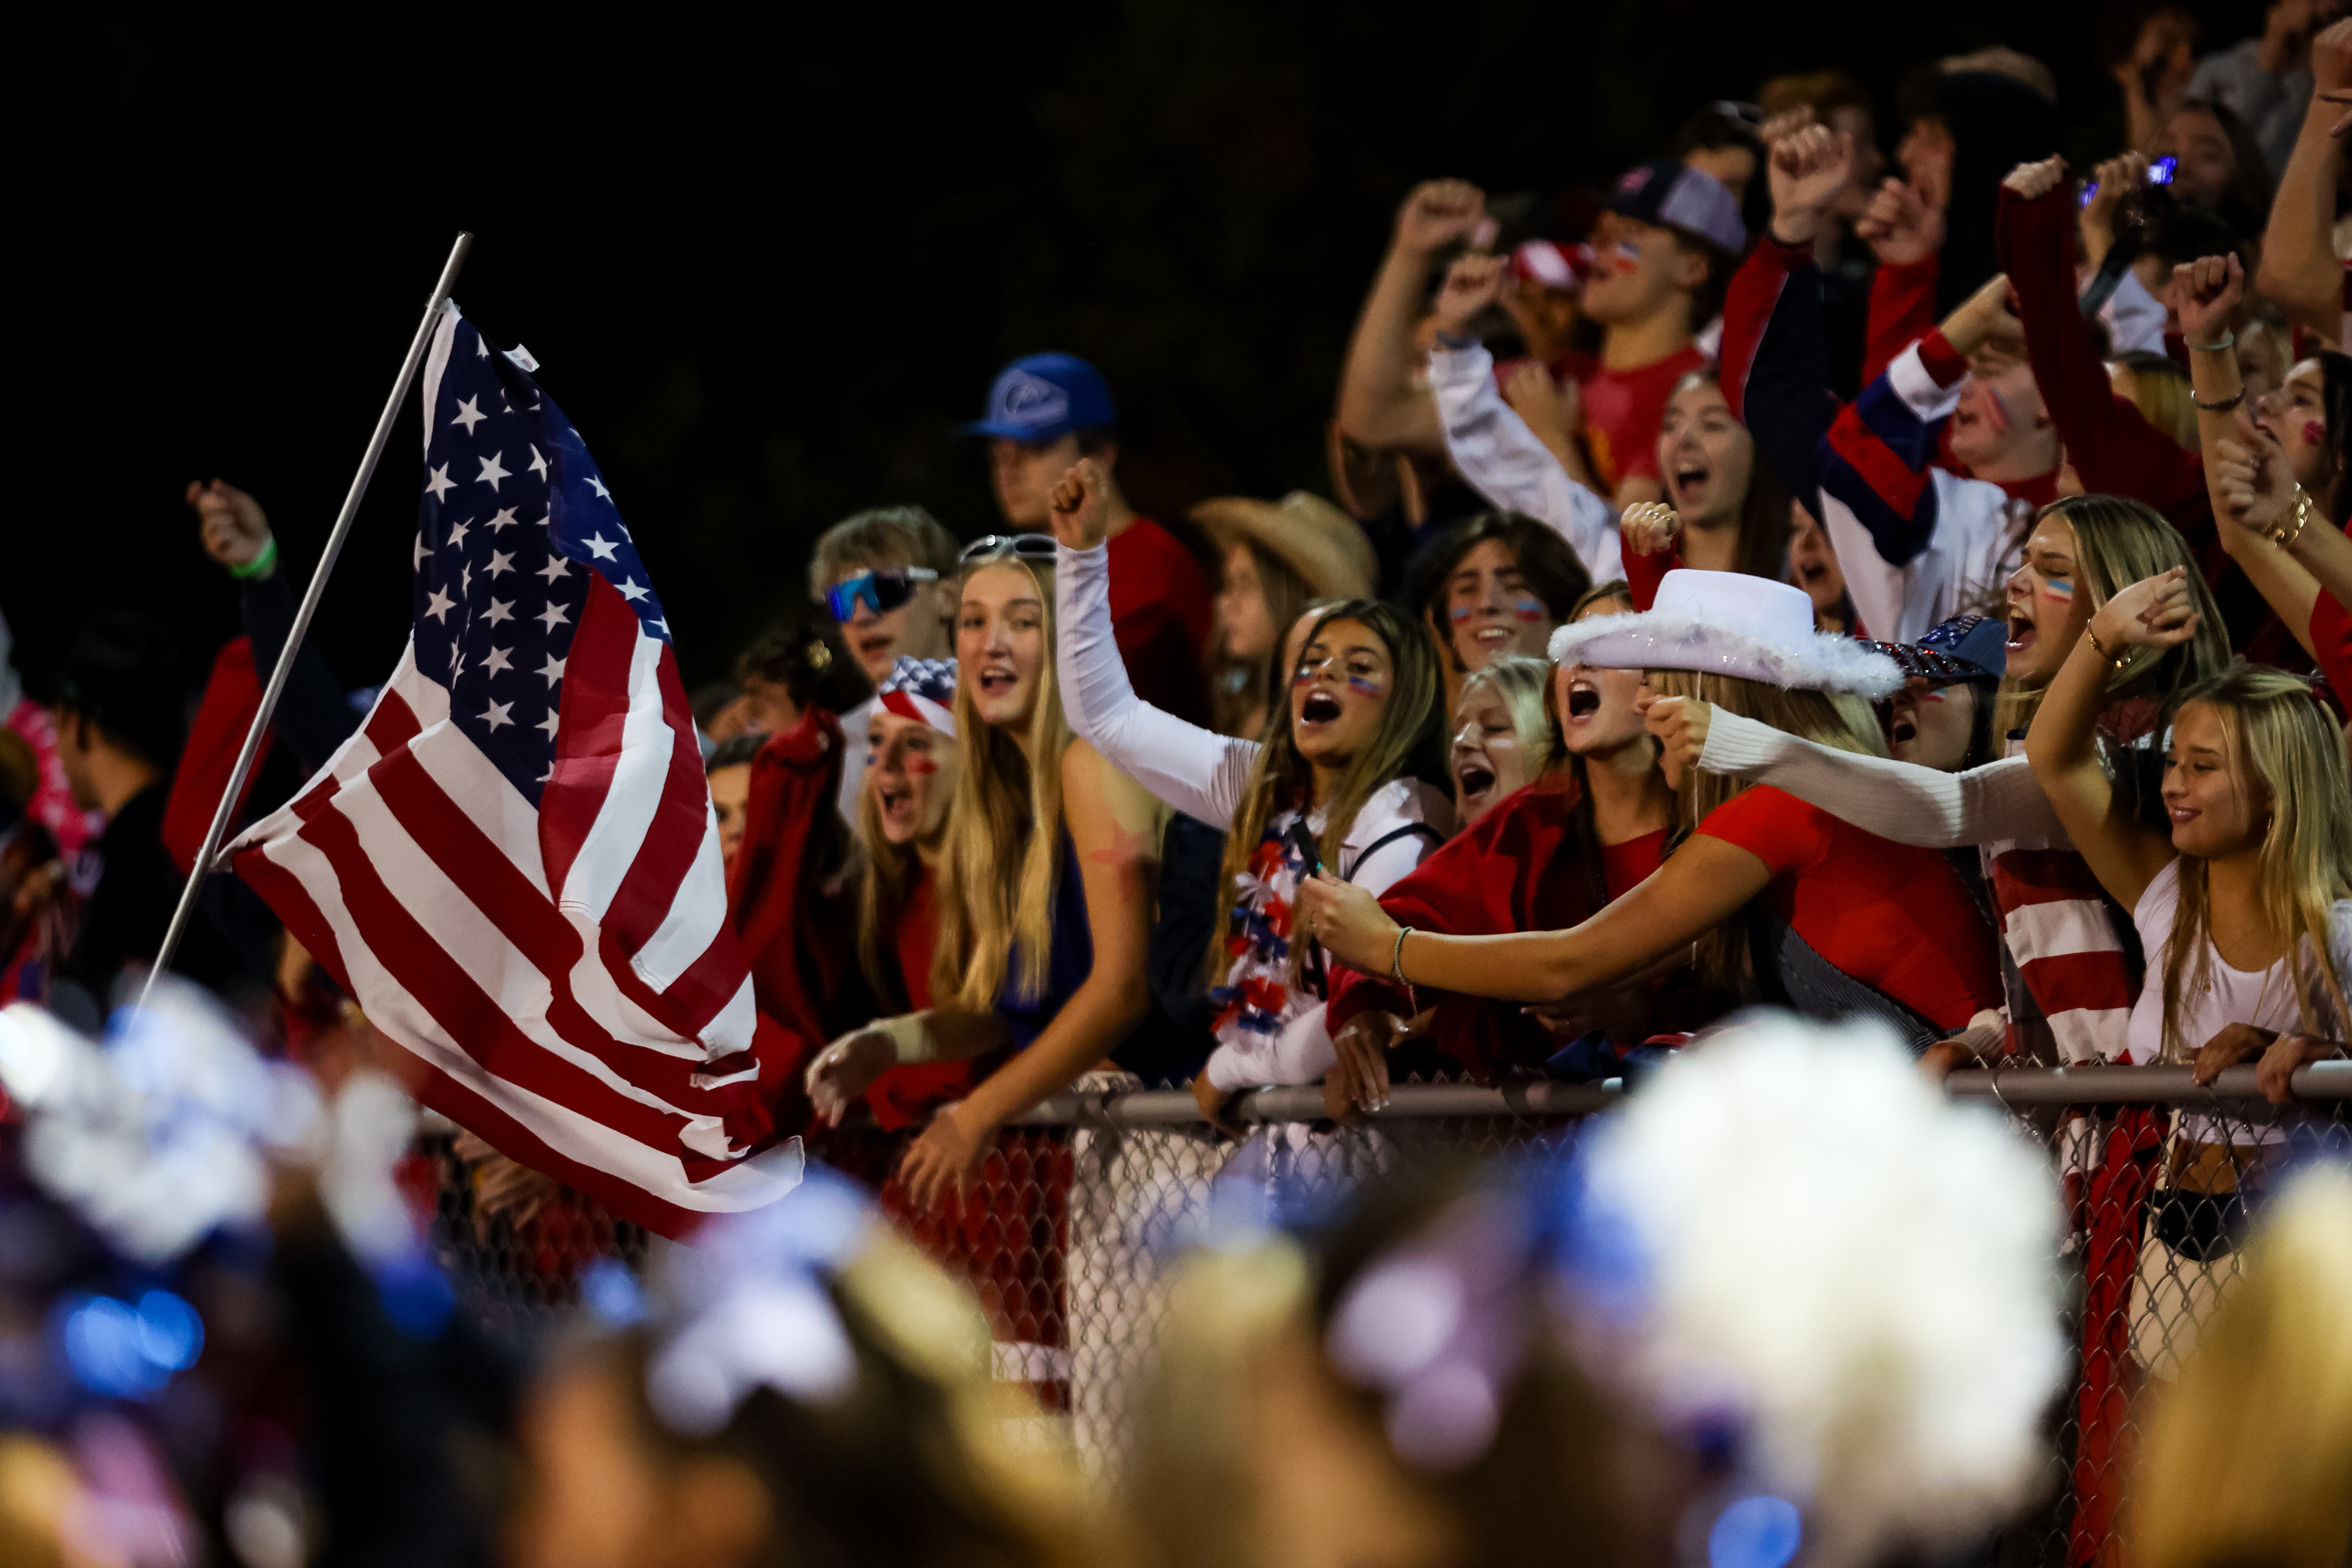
163 637 275 875
1327 783 1594 1036
1719 238 1815 423
1691 785 1832 877
2312 586 2352 697
1995 183 2210 526
1862 256 1938 387
1620 543 1679 610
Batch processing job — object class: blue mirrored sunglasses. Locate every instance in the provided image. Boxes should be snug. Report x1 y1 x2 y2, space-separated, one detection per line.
824 567 938 622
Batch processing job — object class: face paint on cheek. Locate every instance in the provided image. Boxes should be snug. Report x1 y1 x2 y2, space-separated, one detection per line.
2303 419 2326 448
1450 604 1474 622
1512 597 1547 623
1346 676 1387 698
2042 577 2074 603
905 756 939 775
1612 241 1641 268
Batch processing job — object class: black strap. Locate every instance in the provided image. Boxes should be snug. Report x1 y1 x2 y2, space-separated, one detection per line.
1342 822 1445 884
1747 904 1946 1056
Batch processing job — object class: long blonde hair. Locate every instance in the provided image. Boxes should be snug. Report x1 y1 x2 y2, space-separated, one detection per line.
2132 1166 2352 1568
1994 495 2232 739
931 550 1078 1010
1647 666 1884 986
1208 600 1445 984
855 780 928 1012
1457 655 1552 765
2155 664 2352 1060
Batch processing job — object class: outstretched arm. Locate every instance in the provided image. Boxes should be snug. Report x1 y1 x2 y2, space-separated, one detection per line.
2024 569 2201 909
1296 835 1772 1004
2255 20 2352 341
1650 699 2063 847
1336 180 1488 454
1047 461 1261 826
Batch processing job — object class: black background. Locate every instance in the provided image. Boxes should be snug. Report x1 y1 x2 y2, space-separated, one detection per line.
10 3 2247 699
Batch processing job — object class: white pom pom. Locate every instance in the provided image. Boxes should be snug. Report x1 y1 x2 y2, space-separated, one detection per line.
1585 1013 2066 1566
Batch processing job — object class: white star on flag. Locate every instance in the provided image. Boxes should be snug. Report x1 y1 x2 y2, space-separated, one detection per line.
583 533 620 560
413 533 428 570
537 601 570 633
486 550 515 578
452 396 486 434
588 475 611 499
447 518 472 550
425 464 455 500
484 646 514 677
425 587 456 622
485 598 515 626
528 445 549 481
618 579 649 603
478 700 514 732
539 653 566 687
537 709 561 738
537 555 569 583
477 452 511 489
488 506 520 532
461 564 474 597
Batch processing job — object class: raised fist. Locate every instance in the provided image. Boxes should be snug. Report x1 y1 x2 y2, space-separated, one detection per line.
1620 501 1682 558
2171 252 2245 345
2001 155 2067 203
1433 253 1508 339
1393 179 1488 259
1767 123 1855 245
186 479 273 572
1046 458 1115 551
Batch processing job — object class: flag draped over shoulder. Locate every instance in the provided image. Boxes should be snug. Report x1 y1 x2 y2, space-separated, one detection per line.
230 303 800 1237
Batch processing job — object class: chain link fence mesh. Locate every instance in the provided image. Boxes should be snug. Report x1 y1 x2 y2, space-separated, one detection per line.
415 1071 2350 1565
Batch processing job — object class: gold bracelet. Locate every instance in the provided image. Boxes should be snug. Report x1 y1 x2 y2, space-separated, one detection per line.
2083 624 2128 671
2272 488 2318 552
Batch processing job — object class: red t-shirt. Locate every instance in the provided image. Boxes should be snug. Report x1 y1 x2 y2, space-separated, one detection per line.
1600 828 1667 903
1107 515 1214 728
1696 785 2001 1031
1577 344 1706 494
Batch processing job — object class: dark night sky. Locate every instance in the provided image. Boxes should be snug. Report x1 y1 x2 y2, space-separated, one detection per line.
12 2 2246 702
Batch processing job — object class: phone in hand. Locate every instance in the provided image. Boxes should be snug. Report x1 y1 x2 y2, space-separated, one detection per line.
1285 818 1323 876
2148 154 2177 187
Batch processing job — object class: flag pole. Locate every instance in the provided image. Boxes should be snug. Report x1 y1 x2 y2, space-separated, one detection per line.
138 233 474 1010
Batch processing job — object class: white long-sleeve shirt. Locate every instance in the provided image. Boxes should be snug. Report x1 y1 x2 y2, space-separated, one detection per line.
1427 340 1624 586
1056 541 1453 1088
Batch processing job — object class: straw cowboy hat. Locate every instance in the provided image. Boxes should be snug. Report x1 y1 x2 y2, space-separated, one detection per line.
1548 570 1904 698
1190 491 1377 603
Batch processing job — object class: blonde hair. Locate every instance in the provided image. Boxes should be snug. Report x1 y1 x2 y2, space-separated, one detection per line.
1648 667 1884 985
1209 601 1445 985
855 781 925 1011
2112 351 2199 451
2155 664 2352 1060
931 550 1078 1010
1994 495 2232 738
1457 655 1552 764
2132 1166 2352 1568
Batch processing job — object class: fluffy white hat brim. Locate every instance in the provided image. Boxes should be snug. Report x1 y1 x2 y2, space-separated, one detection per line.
1548 607 1905 699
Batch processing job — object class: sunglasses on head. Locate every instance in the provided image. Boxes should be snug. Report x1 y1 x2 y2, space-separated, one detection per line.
958 534 1059 566
824 567 938 622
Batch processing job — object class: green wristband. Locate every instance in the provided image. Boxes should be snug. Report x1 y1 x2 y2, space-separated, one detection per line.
227 535 278 580
2185 331 2235 353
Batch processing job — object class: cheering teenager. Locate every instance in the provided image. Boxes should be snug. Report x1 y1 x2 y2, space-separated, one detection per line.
805 537 1163 1209
1300 571 2002 1051
1044 458 1454 1116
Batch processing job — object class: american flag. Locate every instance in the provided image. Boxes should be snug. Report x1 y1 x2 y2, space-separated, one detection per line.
230 303 800 1237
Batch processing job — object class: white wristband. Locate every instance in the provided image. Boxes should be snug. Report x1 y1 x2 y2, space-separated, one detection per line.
882 1011 937 1063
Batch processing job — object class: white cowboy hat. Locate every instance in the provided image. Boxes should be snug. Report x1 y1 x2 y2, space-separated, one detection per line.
1547 570 1904 698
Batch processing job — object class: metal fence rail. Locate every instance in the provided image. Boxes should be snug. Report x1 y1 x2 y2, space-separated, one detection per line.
418 1063 2352 1566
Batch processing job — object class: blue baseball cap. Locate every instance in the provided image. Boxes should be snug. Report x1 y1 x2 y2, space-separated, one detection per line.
957 353 1118 445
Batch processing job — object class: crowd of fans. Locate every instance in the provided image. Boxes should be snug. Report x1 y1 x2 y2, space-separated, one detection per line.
5 5 2352 1566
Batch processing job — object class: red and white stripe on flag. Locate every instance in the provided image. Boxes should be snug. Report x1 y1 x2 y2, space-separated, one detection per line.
230 586 801 1238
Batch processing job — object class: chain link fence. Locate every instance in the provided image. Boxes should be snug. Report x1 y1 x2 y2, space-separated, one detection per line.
416 1059 2352 1566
